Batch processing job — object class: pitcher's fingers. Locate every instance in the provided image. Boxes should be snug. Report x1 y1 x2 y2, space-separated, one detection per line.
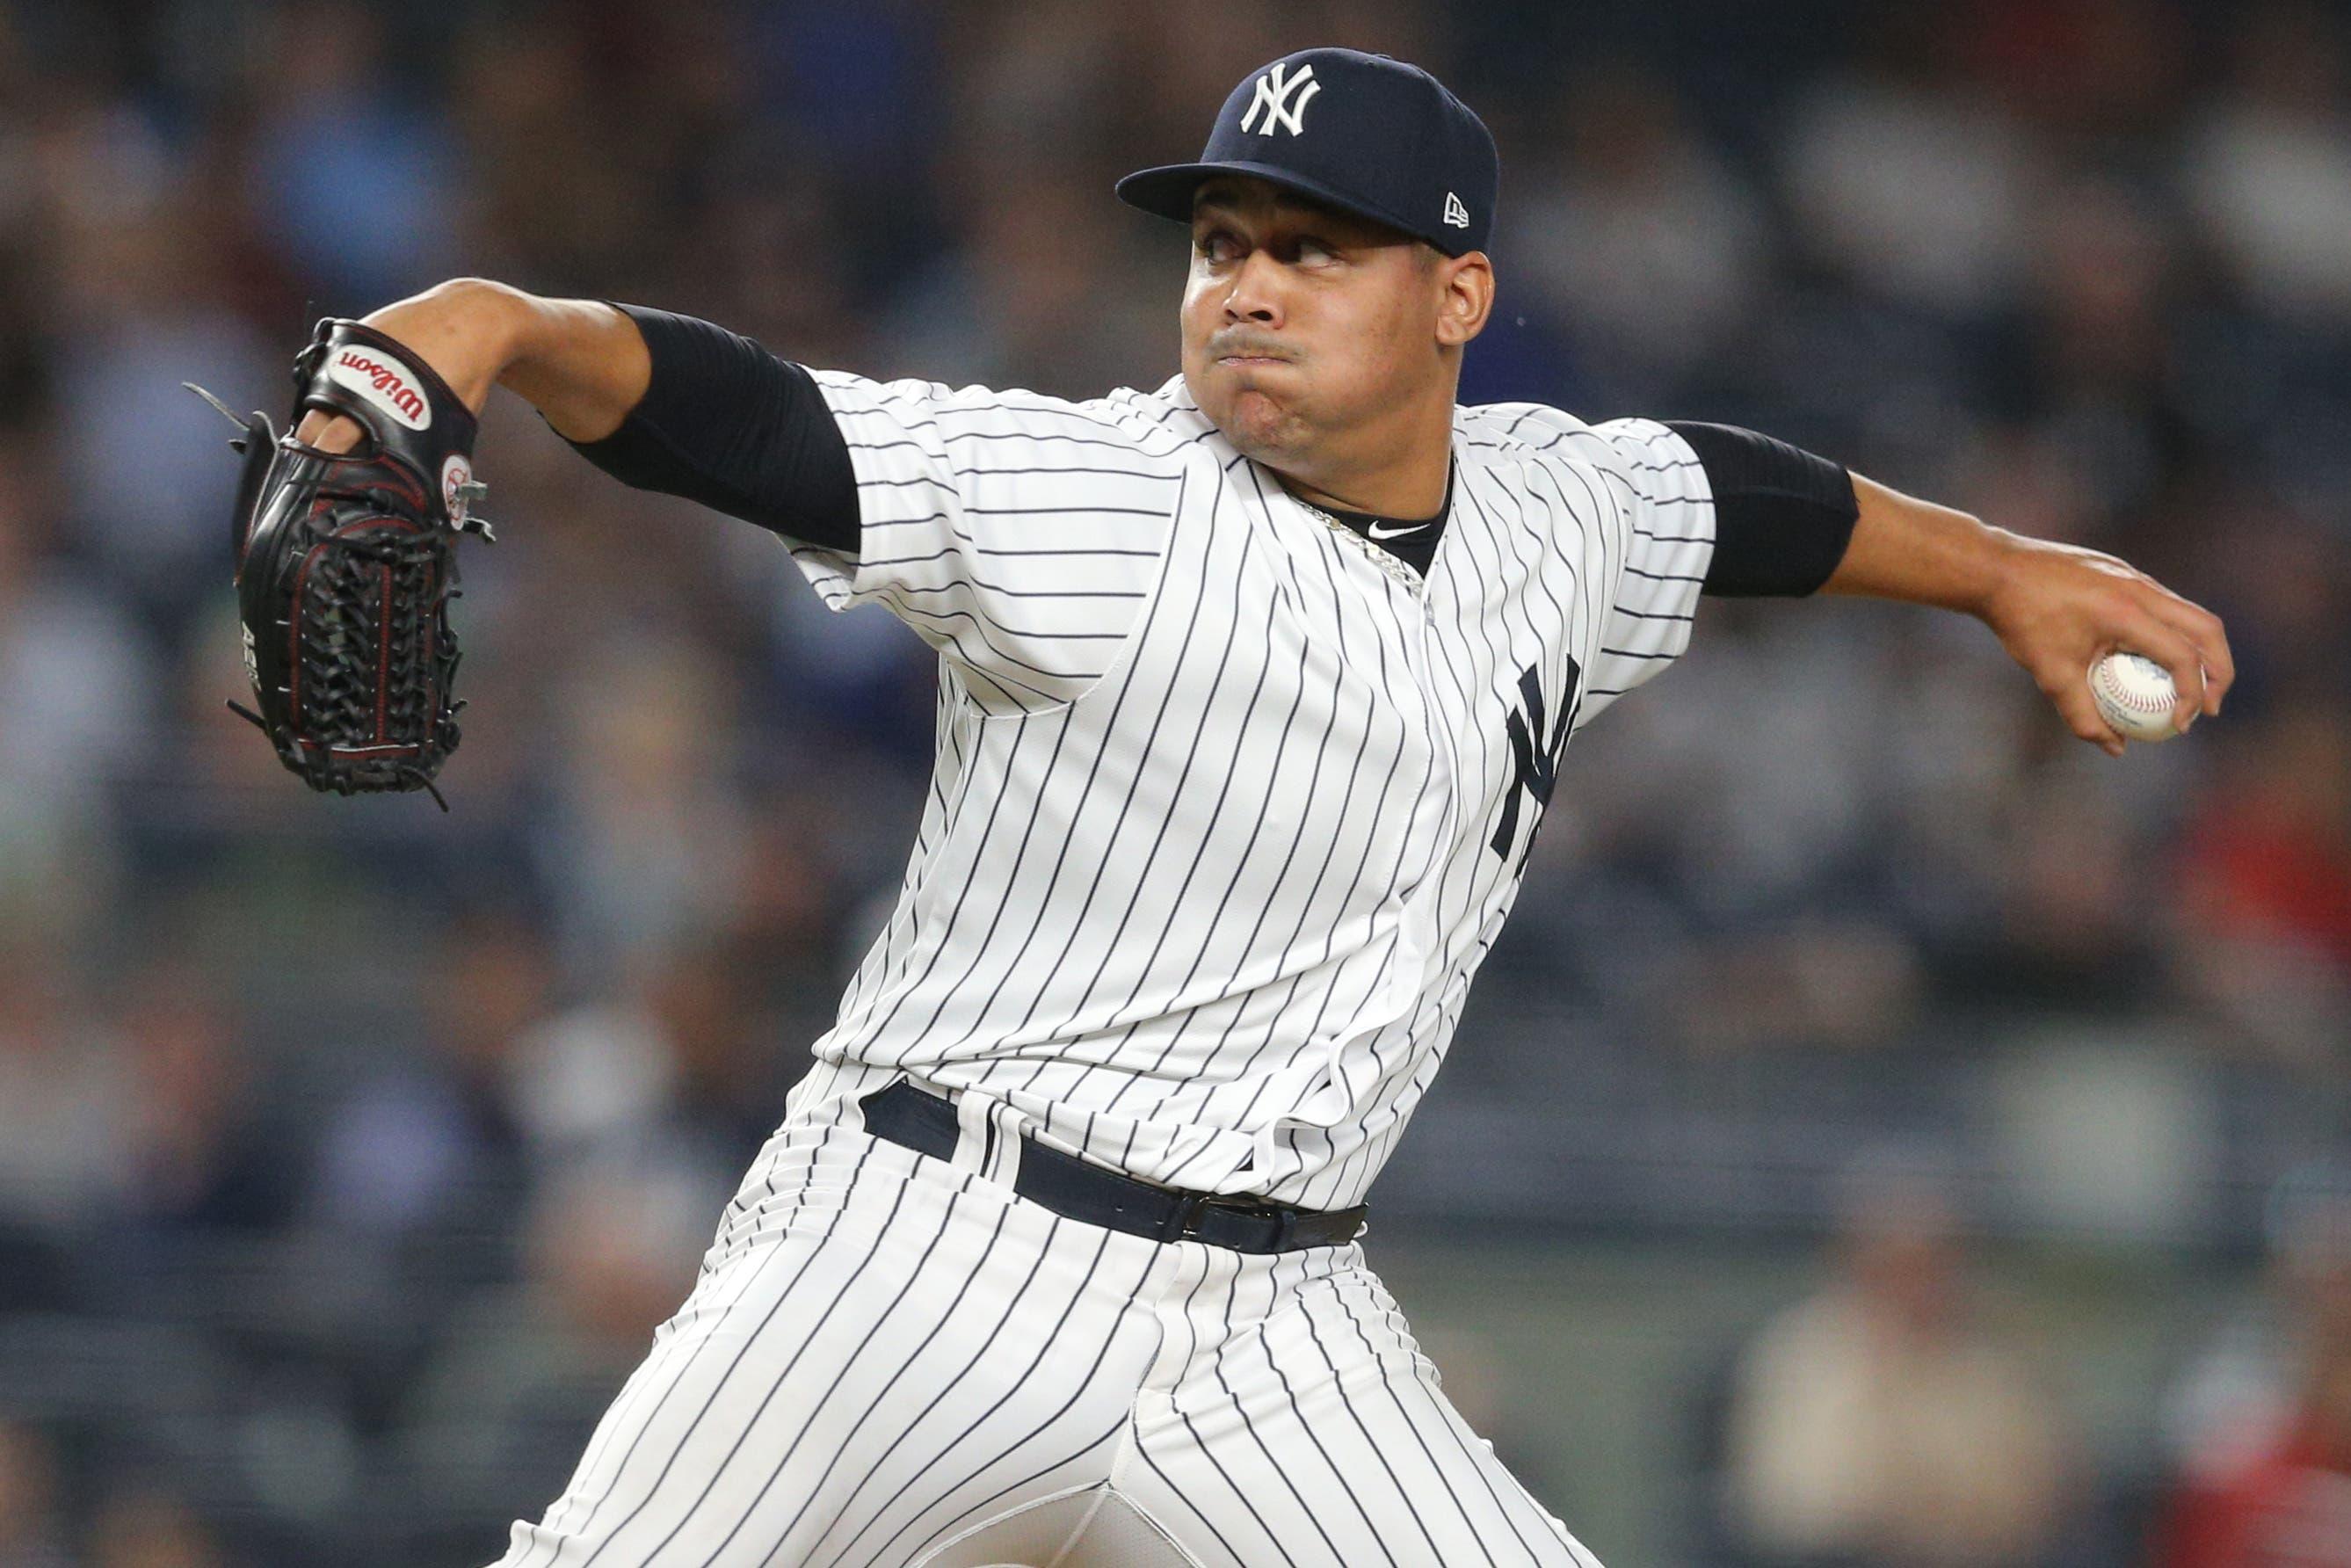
2043 665 2128 757
293 410 363 454
2115 613 2208 732
2144 593 2233 715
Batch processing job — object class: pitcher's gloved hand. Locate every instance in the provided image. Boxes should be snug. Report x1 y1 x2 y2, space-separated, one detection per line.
188 318 494 808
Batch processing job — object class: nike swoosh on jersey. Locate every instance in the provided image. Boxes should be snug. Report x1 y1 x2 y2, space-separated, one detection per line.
1367 519 1429 540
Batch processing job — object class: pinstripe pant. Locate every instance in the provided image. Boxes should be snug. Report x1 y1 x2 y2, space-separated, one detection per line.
491 1063 1601 1567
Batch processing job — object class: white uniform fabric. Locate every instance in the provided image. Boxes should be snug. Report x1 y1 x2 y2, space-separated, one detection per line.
490 372 1713 1567
787 372 1712 1212
498 1062 1605 1568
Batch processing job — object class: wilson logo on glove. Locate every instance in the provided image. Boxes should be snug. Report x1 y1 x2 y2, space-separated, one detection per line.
327 348 432 430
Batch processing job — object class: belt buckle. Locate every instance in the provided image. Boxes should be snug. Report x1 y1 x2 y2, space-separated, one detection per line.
1162 1192 1215 1244
1172 1194 1295 1252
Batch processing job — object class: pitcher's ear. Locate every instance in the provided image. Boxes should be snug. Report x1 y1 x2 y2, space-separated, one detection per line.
1435 250 1494 347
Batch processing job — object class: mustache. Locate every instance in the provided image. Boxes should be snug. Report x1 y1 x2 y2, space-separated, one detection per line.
1206 330 1296 362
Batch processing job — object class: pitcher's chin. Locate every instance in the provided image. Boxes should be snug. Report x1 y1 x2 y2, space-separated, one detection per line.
1212 388 1309 461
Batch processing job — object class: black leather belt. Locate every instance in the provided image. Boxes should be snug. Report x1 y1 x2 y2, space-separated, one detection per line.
858 1080 1366 1254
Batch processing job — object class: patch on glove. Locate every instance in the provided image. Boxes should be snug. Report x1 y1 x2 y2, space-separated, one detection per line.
188 318 494 809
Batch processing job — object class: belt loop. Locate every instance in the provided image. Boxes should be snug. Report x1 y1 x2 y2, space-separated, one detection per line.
951 1089 992 1178
984 1100 1024 1189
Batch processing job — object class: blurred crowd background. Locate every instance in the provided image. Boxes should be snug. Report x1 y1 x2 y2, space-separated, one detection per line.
1 0 2347 1563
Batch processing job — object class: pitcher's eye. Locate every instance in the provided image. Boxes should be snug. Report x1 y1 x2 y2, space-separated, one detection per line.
1194 230 1243 265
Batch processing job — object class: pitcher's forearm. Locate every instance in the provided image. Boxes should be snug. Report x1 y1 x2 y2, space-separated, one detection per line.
1818 473 2013 616
483 288 651 441
296 279 651 452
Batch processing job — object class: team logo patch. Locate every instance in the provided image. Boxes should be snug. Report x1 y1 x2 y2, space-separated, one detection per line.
328 347 432 431
1491 660 1581 869
441 454 472 521
1240 62 1320 137
1443 192 1469 229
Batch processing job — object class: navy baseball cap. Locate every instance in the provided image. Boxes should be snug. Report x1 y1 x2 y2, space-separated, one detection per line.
1116 47 1498 258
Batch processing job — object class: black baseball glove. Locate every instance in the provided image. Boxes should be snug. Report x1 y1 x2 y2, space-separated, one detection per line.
188 319 493 808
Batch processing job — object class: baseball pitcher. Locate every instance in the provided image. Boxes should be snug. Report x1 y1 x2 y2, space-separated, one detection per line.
226 48 2229 1568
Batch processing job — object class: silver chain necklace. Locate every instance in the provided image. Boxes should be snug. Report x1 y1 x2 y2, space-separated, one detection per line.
1296 498 1427 594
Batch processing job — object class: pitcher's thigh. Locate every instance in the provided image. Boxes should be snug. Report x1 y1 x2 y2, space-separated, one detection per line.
487 1142 1158 1568
1118 1267 1604 1568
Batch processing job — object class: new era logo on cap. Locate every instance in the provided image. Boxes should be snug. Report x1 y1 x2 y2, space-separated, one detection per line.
1240 62 1320 137
1114 47 1500 258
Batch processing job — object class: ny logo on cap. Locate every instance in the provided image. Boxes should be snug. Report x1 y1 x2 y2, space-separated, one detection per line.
1443 192 1469 229
1241 62 1320 137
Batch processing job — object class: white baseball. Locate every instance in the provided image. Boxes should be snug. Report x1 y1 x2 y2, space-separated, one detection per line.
2088 651 2181 744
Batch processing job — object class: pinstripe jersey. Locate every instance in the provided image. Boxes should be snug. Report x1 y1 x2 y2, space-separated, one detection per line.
789 370 1714 1213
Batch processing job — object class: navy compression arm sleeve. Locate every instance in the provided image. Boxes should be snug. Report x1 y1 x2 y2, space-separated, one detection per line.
1665 421 1859 598
562 305 860 553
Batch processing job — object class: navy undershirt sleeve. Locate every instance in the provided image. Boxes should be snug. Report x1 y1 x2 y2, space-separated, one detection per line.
1664 421 1859 598
562 304 860 554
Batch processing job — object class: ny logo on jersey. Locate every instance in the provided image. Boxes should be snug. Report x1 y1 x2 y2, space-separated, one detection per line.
1490 659 1582 869
1240 62 1320 137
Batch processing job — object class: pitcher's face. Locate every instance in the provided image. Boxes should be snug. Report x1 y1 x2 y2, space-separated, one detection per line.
1179 177 1459 470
